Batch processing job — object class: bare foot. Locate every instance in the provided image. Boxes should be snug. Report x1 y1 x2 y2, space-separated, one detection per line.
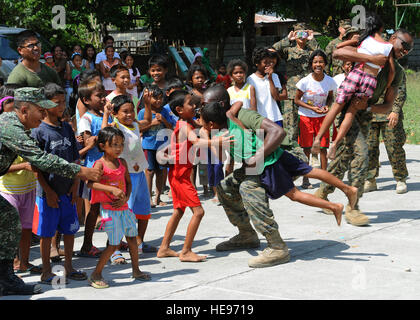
179 251 207 262
327 143 336 160
157 247 179 258
311 139 321 155
345 186 358 210
331 203 344 226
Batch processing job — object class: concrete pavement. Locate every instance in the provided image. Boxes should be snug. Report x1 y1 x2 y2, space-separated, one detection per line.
2 143 420 301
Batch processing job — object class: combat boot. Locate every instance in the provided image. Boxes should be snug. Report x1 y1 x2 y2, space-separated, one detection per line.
364 179 377 193
314 188 333 215
216 228 260 252
248 231 290 268
0 260 42 296
344 205 370 226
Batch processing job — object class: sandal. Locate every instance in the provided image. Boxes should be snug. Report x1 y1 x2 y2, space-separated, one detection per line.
76 246 102 258
110 250 127 265
119 241 129 251
66 270 87 281
132 272 151 281
15 264 43 275
39 275 69 285
142 243 157 253
88 275 109 289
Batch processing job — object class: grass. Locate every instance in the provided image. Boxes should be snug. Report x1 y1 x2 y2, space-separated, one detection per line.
403 71 420 144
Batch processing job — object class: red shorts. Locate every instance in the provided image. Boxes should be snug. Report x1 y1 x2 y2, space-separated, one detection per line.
298 115 330 148
168 165 201 212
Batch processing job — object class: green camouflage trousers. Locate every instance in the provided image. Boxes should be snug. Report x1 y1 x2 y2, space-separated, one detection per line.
216 167 278 237
367 120 408 182
0 194 21 260
319 111 371 209
282 99 299 143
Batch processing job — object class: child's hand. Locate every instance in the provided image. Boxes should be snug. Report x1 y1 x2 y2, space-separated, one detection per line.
23 162 37 172
212 131 235 147
321 106 329 114
111 196 127 209
85 135 97 150
369 54 388 68
155 113 162 121
46 190 60 209
143 89 152 107
151 118 161 126
111 187 125 200
103 101 114 115
313 106 325 114
68 183 79 205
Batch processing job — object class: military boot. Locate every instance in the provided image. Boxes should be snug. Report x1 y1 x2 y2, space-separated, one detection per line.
0 260 42 296
248 231 290 268
364 179 377 193
314 188 333 215
216 228 260 252
344 205 370 226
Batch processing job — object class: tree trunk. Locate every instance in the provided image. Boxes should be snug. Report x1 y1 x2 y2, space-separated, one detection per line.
242 3 256 74
215 36 226 68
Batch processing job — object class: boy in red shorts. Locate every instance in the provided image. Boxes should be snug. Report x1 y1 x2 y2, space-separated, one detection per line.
156 90 232 262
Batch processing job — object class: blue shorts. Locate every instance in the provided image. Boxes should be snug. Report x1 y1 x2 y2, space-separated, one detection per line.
261 150 313 199
275 120 283 128
33 194 80 238
145 149 164 171
128 172 151 220
100 206 138 245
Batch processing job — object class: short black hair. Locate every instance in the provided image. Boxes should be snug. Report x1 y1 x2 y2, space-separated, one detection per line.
201 101 227 125
79 69 101 83
110 64 128 78
252 47 271 66
111 94 134 114
145 83 164 98
226 59 248 75
103 35 115 44
308 49 328 71
168 89 201 117
104 45 115 54
148 54 169 69
203 83 230 111
16 30 38 48
97 126 125 152
166 77 185 92
78 80 105 107
187 64 208 83
44 83 66 99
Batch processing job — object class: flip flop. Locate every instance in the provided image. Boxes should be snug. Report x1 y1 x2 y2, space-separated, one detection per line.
66 270 87 281
132 272 151 281
142 243 158 253
15 264 43 275
76 246 102 258
88 275 109 289
110 251 127 265
39 276 69 285
50 255 62 263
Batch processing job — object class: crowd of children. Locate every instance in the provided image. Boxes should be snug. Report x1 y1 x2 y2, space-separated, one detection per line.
0 11 413 294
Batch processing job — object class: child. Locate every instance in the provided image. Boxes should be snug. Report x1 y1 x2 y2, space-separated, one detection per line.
187 64 208 98
226 59 257 111
88 127 151 288
71 53 85 81
76 80 112 259
200 101 359 226
0 85 41 274
138 84 176 208
106 64 131 102
215 63 232 89
44 52 55 69
247 47 285 127
312 13 395 160
294 50 337 189
31 83 87 284
99 45 120 95
125 54 141 99
102 93 156 254
156 90 232 262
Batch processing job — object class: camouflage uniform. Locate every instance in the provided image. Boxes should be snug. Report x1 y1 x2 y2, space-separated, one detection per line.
0 88 81 260
272 23 319 142
318 60 405 209
367 71 408 182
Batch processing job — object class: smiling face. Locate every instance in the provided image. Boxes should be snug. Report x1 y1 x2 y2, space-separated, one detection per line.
149 64 167 84
114 102 135 126
311 55 326 74
113 70 130 89
18 36 41 62
73 55 83 69
390 32 414 60
18 102 46 129
105 47 115 60
47 94 66 119
125 55 134 68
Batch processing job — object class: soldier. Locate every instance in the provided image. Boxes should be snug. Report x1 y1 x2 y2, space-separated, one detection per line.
0 87 101 296
314 29 414 226
272 22 320 143
325 19 359 77
365 72 408 194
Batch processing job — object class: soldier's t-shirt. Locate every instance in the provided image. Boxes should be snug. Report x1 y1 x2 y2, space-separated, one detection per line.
296 73 337 118
7 62 61 87
31 121 80 197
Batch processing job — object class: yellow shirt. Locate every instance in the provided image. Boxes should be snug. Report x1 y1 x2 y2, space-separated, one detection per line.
0 156 37 194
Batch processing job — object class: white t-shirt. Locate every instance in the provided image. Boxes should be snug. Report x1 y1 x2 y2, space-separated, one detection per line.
114 121 147 173
333 73 346 93
127 68 141 98
296 73 337 118
247 73 282 122
357 36 393 69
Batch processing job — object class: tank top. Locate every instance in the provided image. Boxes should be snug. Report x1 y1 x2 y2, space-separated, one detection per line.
170 120 195 169
357 36 393 69
90 158 129 211
227 83 252 109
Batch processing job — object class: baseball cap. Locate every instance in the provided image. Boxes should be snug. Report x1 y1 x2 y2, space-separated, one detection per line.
44 52 53 59
14 87 57 109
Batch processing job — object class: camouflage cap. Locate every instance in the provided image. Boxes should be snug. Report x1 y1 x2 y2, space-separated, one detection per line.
343 26 360 39
339 19 352 29
14 87 57 109
293 22 309 31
